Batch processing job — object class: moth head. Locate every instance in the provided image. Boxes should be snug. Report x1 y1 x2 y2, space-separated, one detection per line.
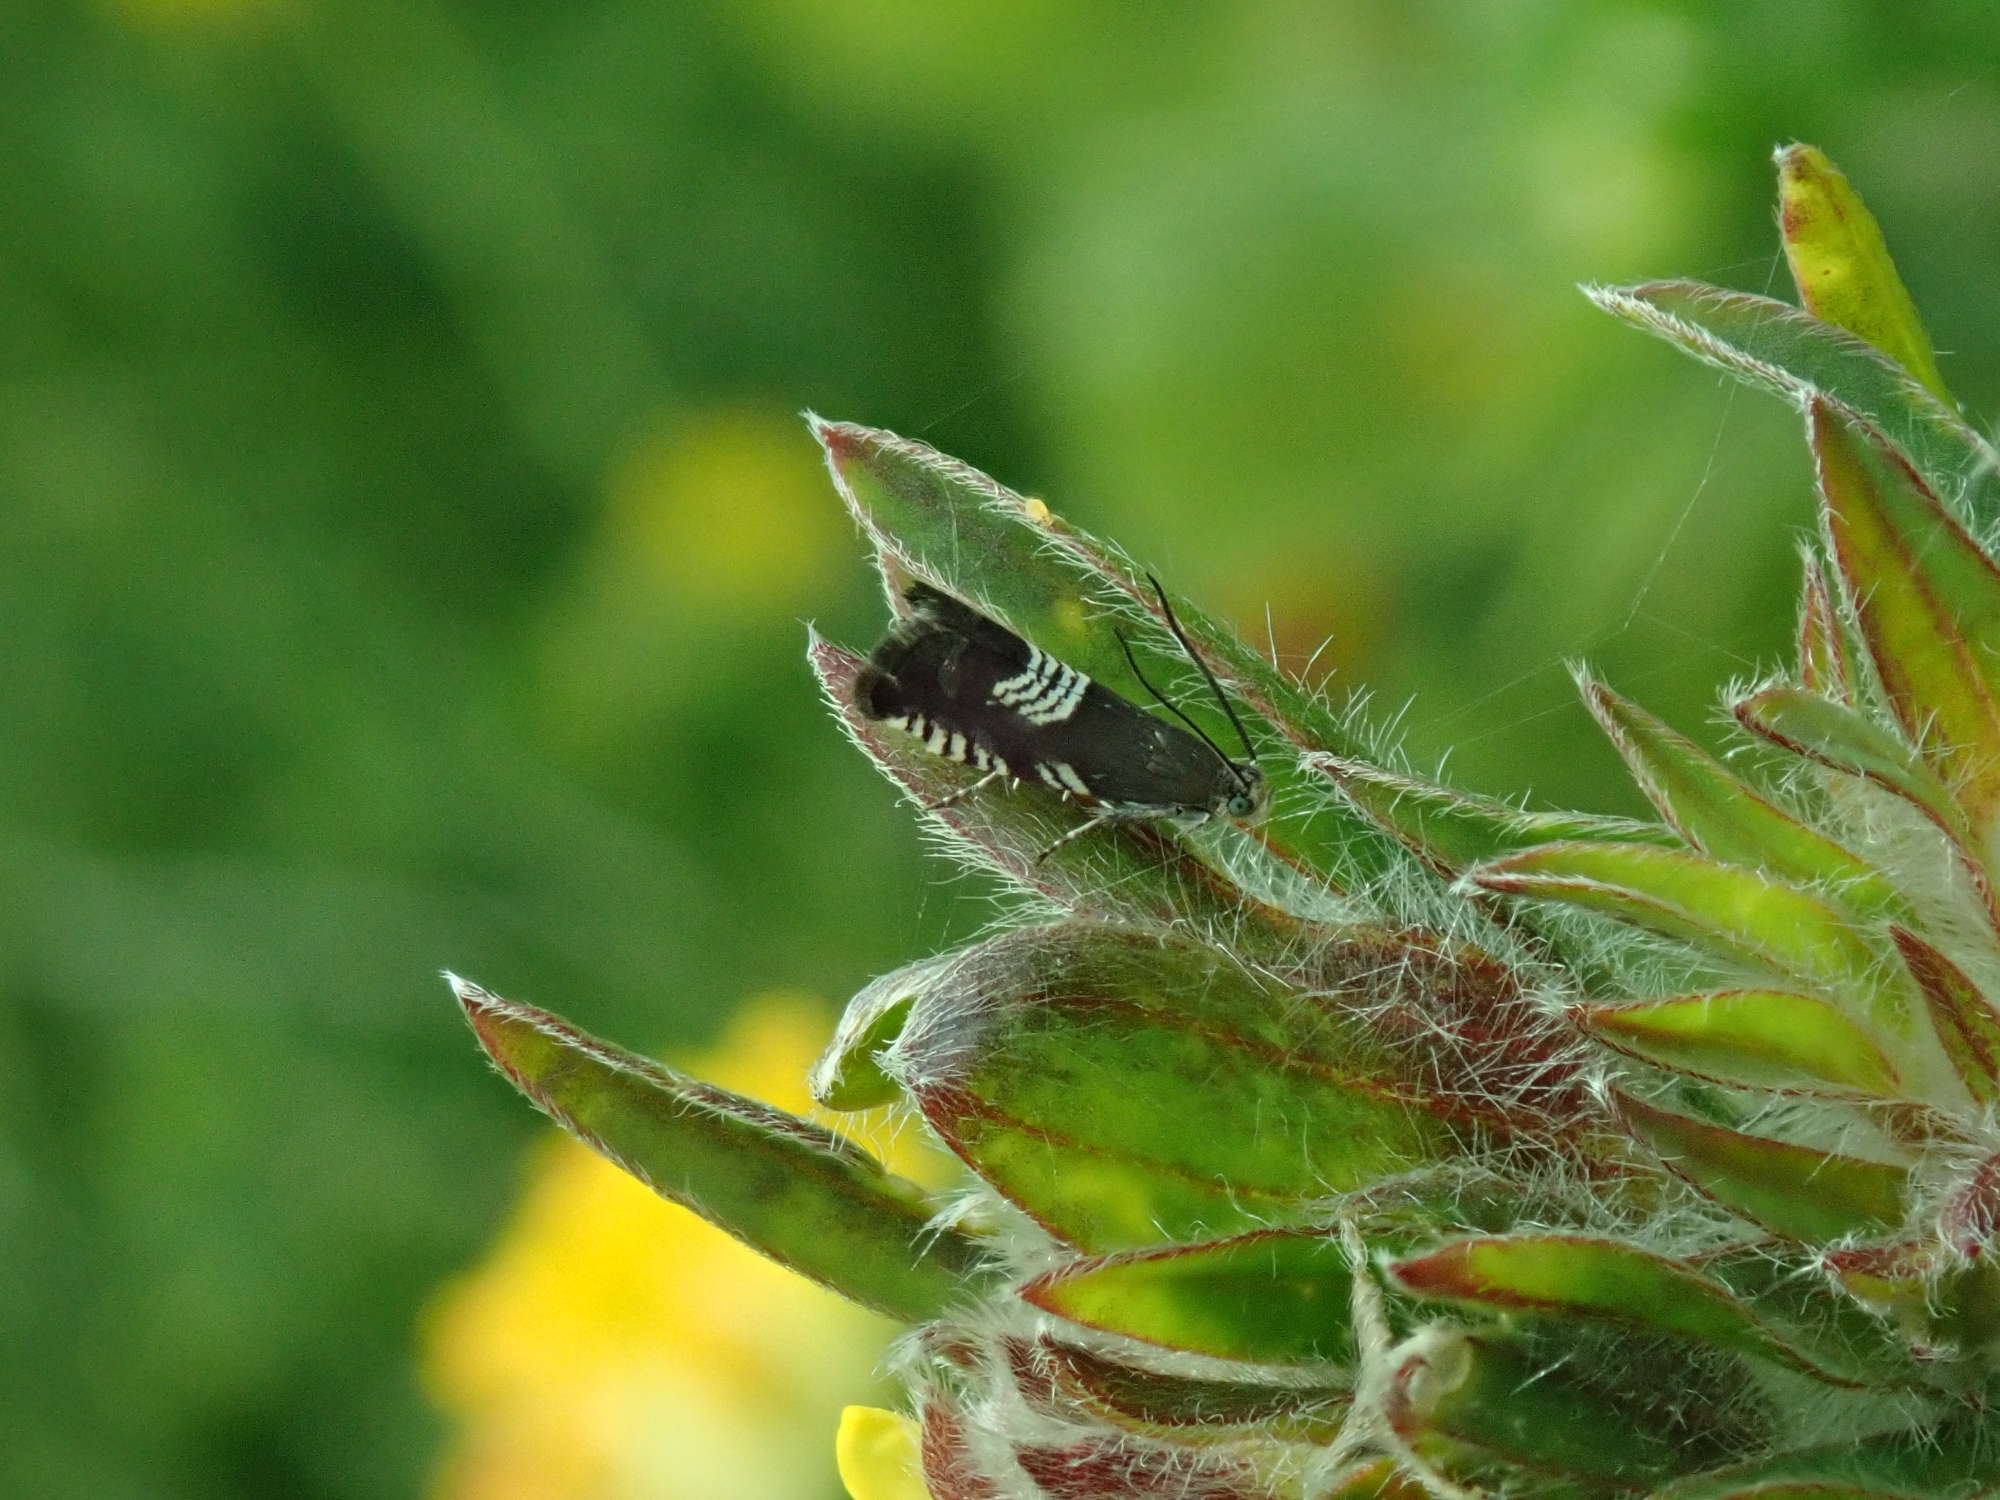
1222 762 1268 822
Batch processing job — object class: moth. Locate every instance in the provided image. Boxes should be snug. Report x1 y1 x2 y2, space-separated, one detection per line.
854 577 1267 854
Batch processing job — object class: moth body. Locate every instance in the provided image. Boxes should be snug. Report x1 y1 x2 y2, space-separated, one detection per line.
855 583 1266 836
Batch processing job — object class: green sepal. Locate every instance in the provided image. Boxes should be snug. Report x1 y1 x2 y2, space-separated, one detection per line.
1584 282 2000 523
1647 1417 2000 1500
1811 395 2000 839
809 953 940 1111
889 924 1462 1252
1890 927 2000 1110
811 634 1296 940
1613 1091 1909 1241
1469 841 1881 1001
1580 674 1905 921
1574 990 1903 1100
1733 685 1971 844
1693 1244 1935 1391
1019 1227 1356 1364
1007 1335 1349 1443
449 977 991 1324
1386 1323 1770 1494
812 415 1400 889
1389 1234 1865 1387
1308 751 1676 878
1776 144 1952 404
1798 551 1860 702
1821 1239 1934 1316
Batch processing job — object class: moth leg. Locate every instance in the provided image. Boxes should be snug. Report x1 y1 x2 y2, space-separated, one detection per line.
923 767 1008 812
1031 811 1114 865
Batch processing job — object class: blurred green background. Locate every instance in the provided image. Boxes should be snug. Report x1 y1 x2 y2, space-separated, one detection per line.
6 0 1999 1494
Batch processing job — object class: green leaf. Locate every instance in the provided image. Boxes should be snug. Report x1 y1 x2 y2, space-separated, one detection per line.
1020 1228 1356 1364
1580 674 1905 921
1585 282 2000 522
1577 990 1902 1099
450 976 990 1323
1812 396 2000 840
1308 751 1676 877
1732 685 1970 844
889 924 1468 1251
1698 1244 1931 1390
1389 1234 1864 1386
1388 1324 1770 1493
1889 927 2000 1110
1010 1335 1350 1442
1648 1417 2000 1500
1776 144 1952 404
1469 841 1882 1002
1614 1091 1909 1241
812 415 1401 889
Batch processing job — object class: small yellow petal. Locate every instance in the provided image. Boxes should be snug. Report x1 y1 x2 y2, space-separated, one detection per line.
835 1407 932 1500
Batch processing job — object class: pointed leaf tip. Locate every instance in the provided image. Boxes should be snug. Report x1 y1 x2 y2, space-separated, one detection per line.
450 977 992 1322
1776 144 1951 403
1586 279 2000 523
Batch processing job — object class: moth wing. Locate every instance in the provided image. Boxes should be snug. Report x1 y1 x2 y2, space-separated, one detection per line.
1028 682 1237 811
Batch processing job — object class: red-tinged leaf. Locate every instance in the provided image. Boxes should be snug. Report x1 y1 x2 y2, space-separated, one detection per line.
1820 1233 2000 1355
450 977 989 1323
1469 841 1883 1004
1614 1091 1909 1241
1799 552 1859 702
1005 1337 1349 1443
920 1398 1002 1500
1580 675 1904 920
1732 686 1982 880
1889 927 2000 1109
1012 1436 1275 1500
1938 1152 2000 1257
1812 396 2000 837
811 634 1293 937
1777 144 1952 403
1575 990 1903 1099
892 925 1502 1253
1585 281 2000 522
1307 751 1675 878
813 416 1398 890
1390 1234 1862 1387
1021 1228 1355 1364
1822 1240 1934 1314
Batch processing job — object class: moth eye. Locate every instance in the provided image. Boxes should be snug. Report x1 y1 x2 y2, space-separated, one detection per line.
1227 791 1257 818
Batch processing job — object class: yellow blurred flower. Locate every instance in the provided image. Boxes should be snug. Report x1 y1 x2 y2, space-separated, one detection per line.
533 400 847 751
834 1408 932 1500
423 992 937 1500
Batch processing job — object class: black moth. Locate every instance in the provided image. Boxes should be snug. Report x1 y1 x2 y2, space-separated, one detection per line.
855 578 1267 855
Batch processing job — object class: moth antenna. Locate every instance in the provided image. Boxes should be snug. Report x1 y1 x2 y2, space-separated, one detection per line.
1117 629 1248 785
1145 573 1260 773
